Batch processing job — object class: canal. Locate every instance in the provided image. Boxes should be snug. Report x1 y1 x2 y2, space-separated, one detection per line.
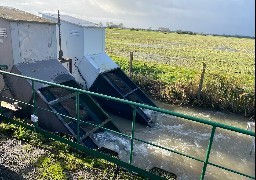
93 100 255 179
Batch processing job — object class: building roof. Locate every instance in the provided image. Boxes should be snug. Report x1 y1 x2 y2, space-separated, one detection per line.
0 6 55 24
42 13 103 28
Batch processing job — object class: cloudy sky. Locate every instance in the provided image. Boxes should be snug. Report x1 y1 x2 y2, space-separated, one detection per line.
0 0 255 36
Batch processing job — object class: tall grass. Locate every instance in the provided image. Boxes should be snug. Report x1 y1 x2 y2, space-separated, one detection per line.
111 55 255 117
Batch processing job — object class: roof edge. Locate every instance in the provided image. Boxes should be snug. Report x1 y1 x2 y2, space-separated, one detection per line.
0 6 56 24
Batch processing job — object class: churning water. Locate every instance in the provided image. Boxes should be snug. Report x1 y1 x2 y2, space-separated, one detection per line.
92 102 255 179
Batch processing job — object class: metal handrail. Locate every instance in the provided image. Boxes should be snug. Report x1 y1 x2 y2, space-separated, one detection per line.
0 70 255 179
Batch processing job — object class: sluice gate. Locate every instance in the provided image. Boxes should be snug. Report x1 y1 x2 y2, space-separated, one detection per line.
90 68 156 126
4 59 120 149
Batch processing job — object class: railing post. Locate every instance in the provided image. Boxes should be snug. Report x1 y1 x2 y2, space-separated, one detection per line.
32 80 38 128
129 106 136 164
76 92 80 143
200 126 216 180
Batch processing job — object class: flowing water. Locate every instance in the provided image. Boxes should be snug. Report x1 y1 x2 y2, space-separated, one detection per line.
92 101 255 180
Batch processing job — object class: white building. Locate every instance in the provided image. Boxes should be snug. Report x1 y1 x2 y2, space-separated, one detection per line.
0 7 118 138
0 6 57 89
42 13 156 125
42 13 118 89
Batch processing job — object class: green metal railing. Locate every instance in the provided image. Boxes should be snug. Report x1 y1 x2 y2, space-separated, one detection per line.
0 70 255 180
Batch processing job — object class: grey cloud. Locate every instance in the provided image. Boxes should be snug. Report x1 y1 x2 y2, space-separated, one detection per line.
0 0 254 36
88 0 185 16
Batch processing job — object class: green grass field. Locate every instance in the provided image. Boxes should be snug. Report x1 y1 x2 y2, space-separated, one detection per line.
106 28 255 116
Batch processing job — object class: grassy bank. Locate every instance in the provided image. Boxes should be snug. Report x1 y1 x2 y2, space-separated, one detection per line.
0 122 144 180
106 29 255 117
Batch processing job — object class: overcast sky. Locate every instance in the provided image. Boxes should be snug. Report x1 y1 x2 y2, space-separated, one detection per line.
0 0 255 36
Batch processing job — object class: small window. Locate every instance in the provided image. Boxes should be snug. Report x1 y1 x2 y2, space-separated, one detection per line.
0 28 7 38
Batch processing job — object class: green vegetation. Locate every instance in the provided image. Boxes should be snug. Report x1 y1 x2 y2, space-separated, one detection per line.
106 28 255 116
0 122 144 180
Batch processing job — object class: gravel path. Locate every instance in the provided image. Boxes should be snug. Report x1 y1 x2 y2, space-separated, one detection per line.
0 133 39 179
0 133 122 180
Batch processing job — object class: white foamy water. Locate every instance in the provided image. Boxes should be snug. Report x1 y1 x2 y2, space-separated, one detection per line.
93 105 255 180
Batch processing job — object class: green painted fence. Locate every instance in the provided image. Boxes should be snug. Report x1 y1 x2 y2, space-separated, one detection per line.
0 70 255 180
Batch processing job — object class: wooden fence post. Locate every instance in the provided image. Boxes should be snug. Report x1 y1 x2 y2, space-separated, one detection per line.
129 52 133 78
197 62 206 100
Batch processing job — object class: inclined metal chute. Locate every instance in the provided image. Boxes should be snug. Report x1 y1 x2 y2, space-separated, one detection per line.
5 59 120 149
41 13 158 126
90 68 157 126
37 83 98 149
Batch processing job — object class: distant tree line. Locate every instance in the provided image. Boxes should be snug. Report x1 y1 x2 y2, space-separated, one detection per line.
106 22 124 29
105 22 255 39
175 29 197 35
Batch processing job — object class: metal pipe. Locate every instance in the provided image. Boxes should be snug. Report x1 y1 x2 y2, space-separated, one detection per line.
129 106 136 164
32 80 38 128
58 10 63 60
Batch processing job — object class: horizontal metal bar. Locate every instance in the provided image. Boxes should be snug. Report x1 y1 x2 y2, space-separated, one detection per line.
0 96 131 139
0 99 128 143
1 70 255 180
80 119 111 141
208 162 255 179
1 95 34 108
35 106 130 138
9 104 206 167
1 70 254 137
1 95 77 122
123 88 138 98
7 115 250 179
134 137 204 163
0 115 165 180
1 95 199 163
48 93 76 105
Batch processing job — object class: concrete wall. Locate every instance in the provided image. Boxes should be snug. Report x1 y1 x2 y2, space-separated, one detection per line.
10 22 57 65
0 18 13 90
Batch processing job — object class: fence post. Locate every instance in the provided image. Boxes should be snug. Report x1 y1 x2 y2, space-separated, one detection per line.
197 63 206 100
129 52 133 78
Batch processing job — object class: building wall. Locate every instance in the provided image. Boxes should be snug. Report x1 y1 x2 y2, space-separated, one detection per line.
10 22 57 65
41 14 85 60
0 18 13 90
53 20 85 82
56 20 85 60
84 27 105 55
